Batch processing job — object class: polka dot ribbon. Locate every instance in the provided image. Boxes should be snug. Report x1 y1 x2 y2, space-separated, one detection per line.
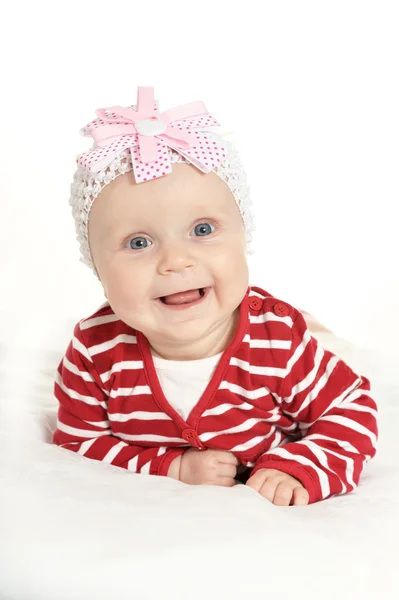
76 86 227 183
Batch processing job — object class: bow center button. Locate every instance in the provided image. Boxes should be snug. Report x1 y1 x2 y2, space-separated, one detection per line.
135 117 167 137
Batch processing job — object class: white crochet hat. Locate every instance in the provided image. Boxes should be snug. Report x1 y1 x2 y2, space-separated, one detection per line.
69 87 256 275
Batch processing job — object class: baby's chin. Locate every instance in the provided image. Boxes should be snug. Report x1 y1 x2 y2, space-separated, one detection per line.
115 308 213 339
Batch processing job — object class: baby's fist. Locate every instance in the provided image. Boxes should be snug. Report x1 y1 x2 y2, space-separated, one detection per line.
178 448 239 486
246 468 309 506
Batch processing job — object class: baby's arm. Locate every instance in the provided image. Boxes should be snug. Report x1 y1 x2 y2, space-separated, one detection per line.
249 311 378 504
52 323 185 477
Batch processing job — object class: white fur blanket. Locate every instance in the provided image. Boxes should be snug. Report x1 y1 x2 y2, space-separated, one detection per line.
0 309 397 600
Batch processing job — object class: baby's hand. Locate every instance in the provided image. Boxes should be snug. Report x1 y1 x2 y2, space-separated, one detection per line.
169 448 239 486
246 468 309 506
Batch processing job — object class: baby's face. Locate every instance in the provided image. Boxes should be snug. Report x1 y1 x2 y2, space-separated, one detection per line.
88 163 249 348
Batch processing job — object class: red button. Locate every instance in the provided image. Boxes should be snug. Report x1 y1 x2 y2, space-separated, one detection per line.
182 429 205 449
249 297 262 311
274 302 290 317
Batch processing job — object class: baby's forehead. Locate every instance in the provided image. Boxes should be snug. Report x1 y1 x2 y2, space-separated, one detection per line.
102 164 233 210
91 164 237 234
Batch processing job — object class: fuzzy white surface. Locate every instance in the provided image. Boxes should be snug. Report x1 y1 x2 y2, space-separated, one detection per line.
0 309 397 600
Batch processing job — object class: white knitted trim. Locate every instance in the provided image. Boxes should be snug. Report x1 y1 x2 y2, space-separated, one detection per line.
69 132 256 276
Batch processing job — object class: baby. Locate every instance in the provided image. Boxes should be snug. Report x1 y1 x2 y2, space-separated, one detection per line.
53 86 378 506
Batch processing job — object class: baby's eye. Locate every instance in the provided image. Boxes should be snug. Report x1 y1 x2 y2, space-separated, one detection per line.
192 223 215 237
127 237 152 250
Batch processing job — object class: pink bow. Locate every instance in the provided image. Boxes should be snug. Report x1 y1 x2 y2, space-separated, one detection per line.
77 86 227 183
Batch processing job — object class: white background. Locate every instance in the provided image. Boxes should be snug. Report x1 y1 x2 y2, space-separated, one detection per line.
1 0 398 370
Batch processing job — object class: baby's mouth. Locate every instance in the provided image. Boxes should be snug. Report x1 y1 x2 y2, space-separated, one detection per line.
159 288 206 306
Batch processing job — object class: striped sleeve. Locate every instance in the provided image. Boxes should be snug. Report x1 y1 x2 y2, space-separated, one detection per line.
251 311 378 503
52 322 185 477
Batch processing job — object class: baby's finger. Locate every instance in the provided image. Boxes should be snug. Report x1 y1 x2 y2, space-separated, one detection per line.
246 471 270 493
218 463 238 479
273 482 295 507
292 487 310 506
216 451 240 465
257 479 278 503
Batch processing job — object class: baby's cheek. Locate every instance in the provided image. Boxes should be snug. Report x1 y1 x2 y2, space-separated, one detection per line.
214 255 248 306
220 248 248 284
103 271 141 315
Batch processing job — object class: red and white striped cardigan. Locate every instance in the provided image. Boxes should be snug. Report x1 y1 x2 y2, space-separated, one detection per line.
53 286 378 504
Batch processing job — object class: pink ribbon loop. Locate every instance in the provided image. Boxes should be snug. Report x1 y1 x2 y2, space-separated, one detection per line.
137 86 156 119
92 124 137 145
138 135 158 164
76 86 226 182
161 101 208 125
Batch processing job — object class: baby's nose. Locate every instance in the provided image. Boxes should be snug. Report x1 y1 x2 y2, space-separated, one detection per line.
157 243 196 274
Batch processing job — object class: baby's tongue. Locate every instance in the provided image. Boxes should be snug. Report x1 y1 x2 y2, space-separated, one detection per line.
162 289 201 305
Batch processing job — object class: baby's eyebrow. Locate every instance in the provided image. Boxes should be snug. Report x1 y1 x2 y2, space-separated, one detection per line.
103 220 138 235
102 223 120 236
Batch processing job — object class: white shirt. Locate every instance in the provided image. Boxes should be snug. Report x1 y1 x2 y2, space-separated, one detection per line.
151 350 223 421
